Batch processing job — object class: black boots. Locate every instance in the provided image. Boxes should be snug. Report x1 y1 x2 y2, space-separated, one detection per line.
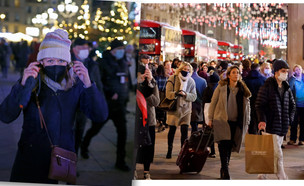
220 168 230 180
218 141 231 180
166 146 172 159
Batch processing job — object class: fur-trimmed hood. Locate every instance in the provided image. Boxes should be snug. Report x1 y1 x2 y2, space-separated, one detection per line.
218 79 251 98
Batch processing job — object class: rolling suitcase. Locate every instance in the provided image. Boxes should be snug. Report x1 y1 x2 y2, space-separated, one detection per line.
176 126 213 174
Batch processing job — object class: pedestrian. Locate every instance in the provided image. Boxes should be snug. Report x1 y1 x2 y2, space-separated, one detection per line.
0 38 12 78
190 62 207 133
243 63 266 134
81 39 131 171
260 62 273 78
202 70 220 158
241 59 251 78
208 65 251 179
165 62 197 159
0 29 108 184
135 64 160 180
287 64 304 146
154 64 169 132
256 59 296 179
71 38 104 156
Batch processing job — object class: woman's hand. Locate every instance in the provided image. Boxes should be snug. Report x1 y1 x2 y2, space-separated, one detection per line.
144 69 153 82
178 90 187 97
73 61 91 88
21 62 41 86
207 120 213 128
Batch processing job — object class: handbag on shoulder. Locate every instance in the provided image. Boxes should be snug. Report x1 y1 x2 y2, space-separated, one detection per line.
35 93 77 184
157 75 177 111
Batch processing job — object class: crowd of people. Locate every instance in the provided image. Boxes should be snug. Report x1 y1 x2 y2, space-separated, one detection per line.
135 55 302 180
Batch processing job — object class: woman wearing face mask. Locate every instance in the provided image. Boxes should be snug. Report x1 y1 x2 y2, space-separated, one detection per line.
260 62 273 78
165 62 197 159
208 65 251 179
0 29 108 184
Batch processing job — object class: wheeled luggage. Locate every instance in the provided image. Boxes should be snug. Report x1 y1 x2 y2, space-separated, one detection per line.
176 126 213 174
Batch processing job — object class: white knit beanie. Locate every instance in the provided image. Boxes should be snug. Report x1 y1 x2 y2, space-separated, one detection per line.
37 29 71 63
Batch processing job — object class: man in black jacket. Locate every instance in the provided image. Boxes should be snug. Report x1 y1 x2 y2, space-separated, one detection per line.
81 39 130 171
244 63 266 134
256 59 296 179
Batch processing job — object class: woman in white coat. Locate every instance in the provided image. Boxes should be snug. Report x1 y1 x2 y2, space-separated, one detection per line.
165 62 197 159
208 65 251 179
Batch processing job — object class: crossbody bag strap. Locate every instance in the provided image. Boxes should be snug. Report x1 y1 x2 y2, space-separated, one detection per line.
35 92 54 148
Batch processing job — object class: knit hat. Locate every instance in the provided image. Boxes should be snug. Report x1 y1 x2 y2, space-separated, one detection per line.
273 59 289 73
37 29 71 63
110 39 124 50
209 70 220 83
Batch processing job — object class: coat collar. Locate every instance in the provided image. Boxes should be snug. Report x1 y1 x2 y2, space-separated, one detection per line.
219 79 251 98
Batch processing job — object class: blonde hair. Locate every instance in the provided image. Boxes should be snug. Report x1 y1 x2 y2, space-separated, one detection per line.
293 64 303 72
174 61 193 76
260 62 271 73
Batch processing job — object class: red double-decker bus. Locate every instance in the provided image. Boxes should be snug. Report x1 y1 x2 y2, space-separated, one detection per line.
182 29 218 63
217 41 232 60
139 20 182 63
231 44 244 62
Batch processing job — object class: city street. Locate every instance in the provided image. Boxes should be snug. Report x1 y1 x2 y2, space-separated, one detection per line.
135 123 304 180
0 70 135 186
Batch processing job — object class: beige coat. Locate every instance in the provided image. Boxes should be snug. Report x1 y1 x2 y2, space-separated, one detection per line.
208 79 251 152
166 75 197 126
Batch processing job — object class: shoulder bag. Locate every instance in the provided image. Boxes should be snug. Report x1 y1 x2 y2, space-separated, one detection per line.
157 75 177 111
35 94 77 184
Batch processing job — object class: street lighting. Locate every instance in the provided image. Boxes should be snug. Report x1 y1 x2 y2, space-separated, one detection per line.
0 13 6 32
57 0 79 19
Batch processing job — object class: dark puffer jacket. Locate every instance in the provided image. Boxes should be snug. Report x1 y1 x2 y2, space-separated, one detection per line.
255 77 296 136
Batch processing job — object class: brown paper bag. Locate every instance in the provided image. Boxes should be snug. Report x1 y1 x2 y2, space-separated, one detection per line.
245 133 278 174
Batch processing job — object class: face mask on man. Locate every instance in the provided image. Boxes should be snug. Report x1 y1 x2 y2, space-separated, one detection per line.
114 49 125 60
44 65 67 82
277 72 288 81
78 49 89 61
181 70 189 77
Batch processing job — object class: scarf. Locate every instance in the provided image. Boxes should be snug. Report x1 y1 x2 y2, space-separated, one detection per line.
178 72 191 107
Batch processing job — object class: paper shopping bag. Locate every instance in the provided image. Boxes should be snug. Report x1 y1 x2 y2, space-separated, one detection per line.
245 133 278 174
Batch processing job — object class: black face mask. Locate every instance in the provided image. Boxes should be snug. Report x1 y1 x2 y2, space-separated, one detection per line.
43 65 67 82
181 70 189 77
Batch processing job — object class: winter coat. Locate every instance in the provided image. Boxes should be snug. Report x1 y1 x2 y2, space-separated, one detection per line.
98 50 129 104
256 77 296 136
166 75 197 126
244 70 266 104
208 79 251 153
0 79 108 183
289 75 304 98
191 72 207 122
136 79 160 164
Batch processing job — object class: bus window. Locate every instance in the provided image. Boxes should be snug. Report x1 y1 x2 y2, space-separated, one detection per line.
140 27 160 39
183 35 195 44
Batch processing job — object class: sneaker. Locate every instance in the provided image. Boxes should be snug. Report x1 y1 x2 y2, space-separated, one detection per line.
298 141 304 146
257 174 267 180
133 170 138 180
144 173 152 180
208 153 216 158
287 140 296 145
